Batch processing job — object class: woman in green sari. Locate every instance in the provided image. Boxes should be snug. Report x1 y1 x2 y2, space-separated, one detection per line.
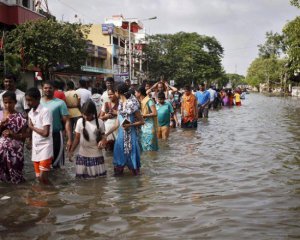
135 86 159 151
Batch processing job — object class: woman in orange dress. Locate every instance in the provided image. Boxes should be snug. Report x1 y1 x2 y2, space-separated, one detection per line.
181 85 198 128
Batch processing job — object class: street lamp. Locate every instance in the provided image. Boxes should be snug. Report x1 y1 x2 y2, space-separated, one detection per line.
125 16 157 83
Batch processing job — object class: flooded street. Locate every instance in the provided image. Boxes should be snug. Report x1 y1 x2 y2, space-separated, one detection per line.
1 93 300 239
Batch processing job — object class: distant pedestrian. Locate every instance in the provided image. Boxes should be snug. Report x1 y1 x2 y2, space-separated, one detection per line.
234 90 242 106
207 85 217 109
53 80 66 102
91 88 102 115
101 77 114 105
76 80 92 107
0 73 29 113
146 79 177 102
156 91 174 140
135 86 158 151
181 85 198 128
228 90 234 106
195 83 210 118
100 89 119 151
65 81 81 137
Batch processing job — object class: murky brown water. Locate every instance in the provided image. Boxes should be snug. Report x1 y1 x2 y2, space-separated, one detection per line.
1 93 300 239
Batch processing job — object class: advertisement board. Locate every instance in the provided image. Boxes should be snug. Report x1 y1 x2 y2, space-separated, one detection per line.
102 24 114 35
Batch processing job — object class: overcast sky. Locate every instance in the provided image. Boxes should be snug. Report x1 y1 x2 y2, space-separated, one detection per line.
49 0 299 76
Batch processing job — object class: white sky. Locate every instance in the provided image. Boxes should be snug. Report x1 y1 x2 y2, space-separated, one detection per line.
48 0 299 76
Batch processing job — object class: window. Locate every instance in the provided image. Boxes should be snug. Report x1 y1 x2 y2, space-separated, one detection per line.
22 0 29 8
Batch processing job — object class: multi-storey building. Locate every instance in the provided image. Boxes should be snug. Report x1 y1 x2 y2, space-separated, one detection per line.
0 0 46 88
84 15 148 84
0 0 45 30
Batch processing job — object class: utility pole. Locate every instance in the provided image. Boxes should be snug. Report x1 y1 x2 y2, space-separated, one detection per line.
124 16 157 83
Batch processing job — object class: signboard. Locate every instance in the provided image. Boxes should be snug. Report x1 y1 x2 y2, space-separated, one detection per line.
102 23 114 35
81 66 113 74
114 73 129 83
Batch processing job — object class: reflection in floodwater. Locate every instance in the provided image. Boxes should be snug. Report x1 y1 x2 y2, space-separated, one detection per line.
0 93 300 239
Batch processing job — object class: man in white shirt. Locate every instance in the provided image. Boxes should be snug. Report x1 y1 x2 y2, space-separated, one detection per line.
0 73 29 113
25 87 53 184
100 77 114 105
207 85 217 109
75 79 92 107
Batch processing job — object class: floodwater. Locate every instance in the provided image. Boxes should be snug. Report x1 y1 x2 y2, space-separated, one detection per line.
1 93 300 239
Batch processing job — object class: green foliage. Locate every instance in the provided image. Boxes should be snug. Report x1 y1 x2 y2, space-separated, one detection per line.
143 32 224 87
283 16 300 78
3 53 22 75
246 57 286 89
258 31 286 58
225 73 246 88
290 0 300 8
4 19 90 80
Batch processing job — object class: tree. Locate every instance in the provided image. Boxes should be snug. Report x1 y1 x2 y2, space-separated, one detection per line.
225 73 246 89
258 31 286 58
143 32 224 87
290 0 300 8
246 57 287 90
4 19 90 80
283 16 300 80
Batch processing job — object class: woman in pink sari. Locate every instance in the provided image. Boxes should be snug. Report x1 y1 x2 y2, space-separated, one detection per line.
0 91 27 184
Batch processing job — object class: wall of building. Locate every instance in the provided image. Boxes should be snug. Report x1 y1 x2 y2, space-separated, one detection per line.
88 24 111 70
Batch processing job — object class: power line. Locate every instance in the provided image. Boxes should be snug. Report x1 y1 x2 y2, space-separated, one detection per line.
55 0 99 23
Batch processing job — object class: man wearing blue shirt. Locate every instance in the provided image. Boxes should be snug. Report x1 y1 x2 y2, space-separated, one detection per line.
195 83 210 118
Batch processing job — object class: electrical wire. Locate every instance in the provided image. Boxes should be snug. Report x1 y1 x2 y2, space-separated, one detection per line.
55 0 99 23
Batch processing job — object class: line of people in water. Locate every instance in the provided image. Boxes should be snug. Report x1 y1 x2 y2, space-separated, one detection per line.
0 74 244 184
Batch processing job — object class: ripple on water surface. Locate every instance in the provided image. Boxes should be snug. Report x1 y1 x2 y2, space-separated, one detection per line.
1 93 300 239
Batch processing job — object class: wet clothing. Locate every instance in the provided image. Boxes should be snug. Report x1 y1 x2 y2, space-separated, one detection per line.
29 104 53 162
234 93 241 105
181 93 197 128
41 98 69 133
140 96 158 151
41 98 69 167
0 112 27 184
101 102 118 151
156 101 174 127
195 90 210 106
74 118 106 178
113 96 141 175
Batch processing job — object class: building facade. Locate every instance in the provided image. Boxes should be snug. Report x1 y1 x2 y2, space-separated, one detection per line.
0 0 45 29
0 0 46 89
84 15 148 84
